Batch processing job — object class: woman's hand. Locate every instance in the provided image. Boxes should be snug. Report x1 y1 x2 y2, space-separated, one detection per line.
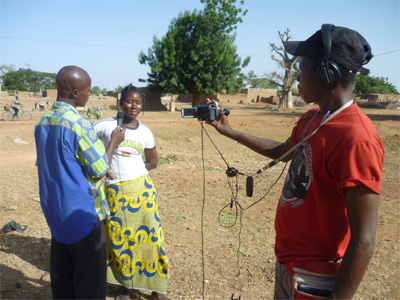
106 169 116 180
110 126 126 146
106 126 126 180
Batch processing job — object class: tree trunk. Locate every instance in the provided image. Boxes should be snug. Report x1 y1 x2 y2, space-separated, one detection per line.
279 91 293 109
191 91 202 106
288 91 293 108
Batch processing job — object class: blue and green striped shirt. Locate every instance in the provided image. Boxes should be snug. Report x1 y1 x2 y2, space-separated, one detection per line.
35 101 110 244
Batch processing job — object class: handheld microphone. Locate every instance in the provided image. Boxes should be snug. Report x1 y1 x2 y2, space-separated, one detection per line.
117 111 124 132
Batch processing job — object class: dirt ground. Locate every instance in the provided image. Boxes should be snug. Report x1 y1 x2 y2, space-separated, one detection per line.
0 98 399 300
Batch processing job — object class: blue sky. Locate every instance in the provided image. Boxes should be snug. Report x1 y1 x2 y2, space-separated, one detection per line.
1 0 399 91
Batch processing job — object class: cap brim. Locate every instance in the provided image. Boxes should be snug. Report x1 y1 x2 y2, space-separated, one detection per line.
359 67 370 75
284 40 322 57
283 41 302 56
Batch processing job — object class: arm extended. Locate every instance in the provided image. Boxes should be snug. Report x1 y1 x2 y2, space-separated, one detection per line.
207 101 293 161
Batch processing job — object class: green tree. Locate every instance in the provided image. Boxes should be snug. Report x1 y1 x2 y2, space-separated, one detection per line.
245 70 276 88
2 67 56 93
244 70 257 87
101 88 108 95
0 64 16 79
139 0 249 106
354 74 398 94
115 85 124 93
268 28 300 109
91 86 102 96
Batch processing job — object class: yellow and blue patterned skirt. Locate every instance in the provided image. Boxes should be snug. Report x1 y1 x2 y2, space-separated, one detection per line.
104 174 168 293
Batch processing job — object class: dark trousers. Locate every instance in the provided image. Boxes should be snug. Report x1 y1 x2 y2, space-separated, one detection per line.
50 218 106 299
12 107 19 116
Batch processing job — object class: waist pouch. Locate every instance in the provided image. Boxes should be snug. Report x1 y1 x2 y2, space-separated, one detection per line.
288 260 341 299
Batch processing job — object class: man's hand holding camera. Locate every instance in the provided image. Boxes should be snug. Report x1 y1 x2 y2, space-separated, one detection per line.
205 99 232 137
181 99 230 122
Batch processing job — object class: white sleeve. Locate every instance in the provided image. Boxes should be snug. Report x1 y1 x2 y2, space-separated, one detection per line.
93 119 107 139
145 127 156 150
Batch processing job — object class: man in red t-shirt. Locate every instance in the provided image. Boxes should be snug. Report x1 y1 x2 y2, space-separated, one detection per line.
207 24 384 299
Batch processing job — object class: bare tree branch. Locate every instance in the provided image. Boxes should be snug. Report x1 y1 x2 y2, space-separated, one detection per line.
268 28 300 109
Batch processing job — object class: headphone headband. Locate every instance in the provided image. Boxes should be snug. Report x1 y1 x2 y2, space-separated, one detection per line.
317 24 341 90
321 24 334 65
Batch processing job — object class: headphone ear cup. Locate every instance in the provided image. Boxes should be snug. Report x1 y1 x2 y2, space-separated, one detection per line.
316 60 341 90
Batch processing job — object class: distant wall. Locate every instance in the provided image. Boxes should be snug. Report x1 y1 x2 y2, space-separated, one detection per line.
170 88 278 105
16 91 34 98
217 92 247 104
42 89 57 98
7 87 278 108
245 88 277 104
40 87 167 112
171 93 215 104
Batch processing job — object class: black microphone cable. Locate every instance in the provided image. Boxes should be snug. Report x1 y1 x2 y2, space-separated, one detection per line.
198 121 288 227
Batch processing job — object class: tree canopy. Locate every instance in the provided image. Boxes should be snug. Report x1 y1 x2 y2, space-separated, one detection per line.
245 70 277 89
1 66 56 93
354 74 398 94
90 86 108 95
138 0 249 105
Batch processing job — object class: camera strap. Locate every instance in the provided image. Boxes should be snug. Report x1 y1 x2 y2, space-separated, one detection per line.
254 99 354 175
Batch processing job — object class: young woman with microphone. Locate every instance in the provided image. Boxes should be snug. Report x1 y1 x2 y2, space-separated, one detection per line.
94 84 169 300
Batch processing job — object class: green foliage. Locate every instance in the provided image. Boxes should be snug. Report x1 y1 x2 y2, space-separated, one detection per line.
2 67 56 93
90 86 102 96
245 70 276 88
139 0 249 104
115 85 124 92
101 88 108 94
85 108 102 119
354 74 398 94
201 0 248 33
0 64 16 78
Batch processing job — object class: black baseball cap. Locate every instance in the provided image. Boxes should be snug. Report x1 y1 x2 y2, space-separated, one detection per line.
284 24 373 75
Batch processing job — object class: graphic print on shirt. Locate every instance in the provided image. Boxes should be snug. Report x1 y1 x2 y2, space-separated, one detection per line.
116 140 144 157
280 143 313 208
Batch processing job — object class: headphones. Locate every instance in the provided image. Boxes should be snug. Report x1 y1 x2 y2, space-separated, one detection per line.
316 24 341 90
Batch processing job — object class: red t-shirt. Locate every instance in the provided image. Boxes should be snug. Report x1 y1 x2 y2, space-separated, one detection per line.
275 103 384 268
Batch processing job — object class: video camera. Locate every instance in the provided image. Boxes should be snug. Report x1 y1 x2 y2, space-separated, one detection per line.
181 102 230 121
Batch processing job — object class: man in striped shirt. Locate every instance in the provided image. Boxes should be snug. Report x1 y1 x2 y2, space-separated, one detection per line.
34 66 110 299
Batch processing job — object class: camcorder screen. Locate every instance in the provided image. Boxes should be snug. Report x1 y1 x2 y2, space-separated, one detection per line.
181 108 197 118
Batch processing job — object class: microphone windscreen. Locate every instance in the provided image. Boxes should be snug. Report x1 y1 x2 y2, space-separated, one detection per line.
246 176 253 197
117 111 124 131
